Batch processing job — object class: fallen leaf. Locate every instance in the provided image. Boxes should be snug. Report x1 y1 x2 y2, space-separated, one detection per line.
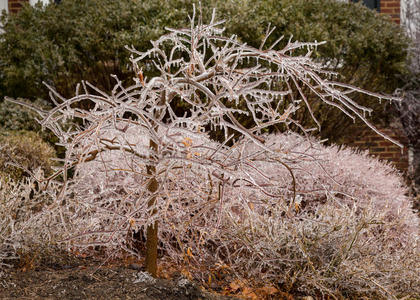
229 280 241 292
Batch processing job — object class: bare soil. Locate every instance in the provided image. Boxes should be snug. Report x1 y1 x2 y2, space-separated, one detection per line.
0 256 238 300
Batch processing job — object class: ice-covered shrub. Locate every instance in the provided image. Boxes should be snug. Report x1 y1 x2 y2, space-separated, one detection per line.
4 8 418 298
51 130 419 297
213 134 419 297
0 170 62 268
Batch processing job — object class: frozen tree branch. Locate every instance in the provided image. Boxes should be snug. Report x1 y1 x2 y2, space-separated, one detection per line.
3 6 417 297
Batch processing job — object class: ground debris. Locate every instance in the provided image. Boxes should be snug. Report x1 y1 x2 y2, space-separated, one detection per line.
0 262 239 300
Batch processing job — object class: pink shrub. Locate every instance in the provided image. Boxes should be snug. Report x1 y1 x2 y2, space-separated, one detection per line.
59 130 419 298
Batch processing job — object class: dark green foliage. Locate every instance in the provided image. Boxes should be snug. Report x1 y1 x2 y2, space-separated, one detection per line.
0 99 46 132
214 0 409 142
0 0 193 100
0 0 409 143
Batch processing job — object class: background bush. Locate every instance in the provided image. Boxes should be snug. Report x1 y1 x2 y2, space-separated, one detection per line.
0 99 67 158
0 130 56 181
0 100 44 132
0 0 409 143
217 0 409 142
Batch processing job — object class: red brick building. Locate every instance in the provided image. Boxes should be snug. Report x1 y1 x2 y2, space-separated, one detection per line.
351 0 402 23
346 123 410 172
348 1 412 175
7 0 29 14
1 0 49 14
380 0 402 23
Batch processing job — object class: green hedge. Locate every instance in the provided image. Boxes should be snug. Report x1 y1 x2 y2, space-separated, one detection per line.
0 0 409 142
215 0 409 141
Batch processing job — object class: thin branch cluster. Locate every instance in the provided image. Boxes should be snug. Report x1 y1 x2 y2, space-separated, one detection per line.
2 9 419 298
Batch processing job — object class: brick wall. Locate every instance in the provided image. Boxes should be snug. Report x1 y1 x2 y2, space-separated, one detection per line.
344 0 408 173
346 124 410 172
380 0 401 23
8 0 29 14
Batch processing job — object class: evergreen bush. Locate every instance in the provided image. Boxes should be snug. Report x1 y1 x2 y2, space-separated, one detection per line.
0 130 56 181
0 0 409 142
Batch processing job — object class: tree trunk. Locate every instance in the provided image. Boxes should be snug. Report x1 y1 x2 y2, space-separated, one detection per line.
411 143 420 193
145 139 159 277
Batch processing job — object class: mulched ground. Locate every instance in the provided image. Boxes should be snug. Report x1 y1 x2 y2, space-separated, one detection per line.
0 256 239 300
